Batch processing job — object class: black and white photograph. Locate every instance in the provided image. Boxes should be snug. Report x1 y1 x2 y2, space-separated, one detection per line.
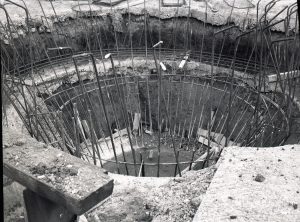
1 0 299 221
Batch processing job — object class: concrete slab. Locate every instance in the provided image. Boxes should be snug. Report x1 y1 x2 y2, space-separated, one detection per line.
3 129 114 215
193 145 300 222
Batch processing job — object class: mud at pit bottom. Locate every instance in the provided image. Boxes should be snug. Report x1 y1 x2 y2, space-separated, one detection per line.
103 131 205 177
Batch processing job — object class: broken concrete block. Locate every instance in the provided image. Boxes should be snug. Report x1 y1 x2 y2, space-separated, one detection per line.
214 133 226 147
77 215 88 222
113 128 128 138
198 136 219 148
144 129 153 135
197 128 209 138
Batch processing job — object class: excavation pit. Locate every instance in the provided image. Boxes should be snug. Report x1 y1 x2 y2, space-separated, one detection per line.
36 58 289 177
1 1 299 221
1 1 298 178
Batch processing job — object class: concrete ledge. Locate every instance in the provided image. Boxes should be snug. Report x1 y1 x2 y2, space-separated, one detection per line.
193 145 300 222
3 129 114 215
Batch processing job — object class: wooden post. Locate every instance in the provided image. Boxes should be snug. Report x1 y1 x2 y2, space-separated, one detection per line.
132 113 141 136
23 189 77 222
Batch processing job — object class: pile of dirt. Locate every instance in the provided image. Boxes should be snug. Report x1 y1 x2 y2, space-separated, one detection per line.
103 131 205 177
87 165 217 222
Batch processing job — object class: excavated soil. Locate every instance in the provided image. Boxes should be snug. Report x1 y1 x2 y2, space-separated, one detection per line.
86 166 217 222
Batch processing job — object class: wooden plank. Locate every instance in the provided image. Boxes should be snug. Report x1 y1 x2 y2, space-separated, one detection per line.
162 0 185 7
81 120 90 138
268 70 300 83
132 113 141 135
148 150 154 160
3 141 114 215
198 136 219 148
93 0 126 6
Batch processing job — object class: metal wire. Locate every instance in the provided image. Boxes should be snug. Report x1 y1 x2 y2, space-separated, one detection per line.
1 0 298 177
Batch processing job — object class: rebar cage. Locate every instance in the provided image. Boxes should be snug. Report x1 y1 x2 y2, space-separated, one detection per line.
1 0 299 177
